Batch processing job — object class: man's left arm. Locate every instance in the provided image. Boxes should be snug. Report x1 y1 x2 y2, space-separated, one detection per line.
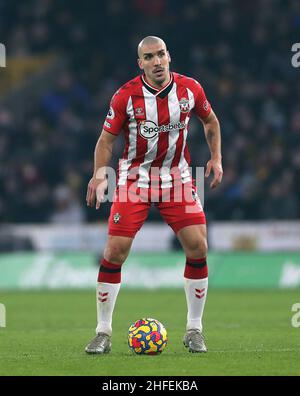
201 110 223 189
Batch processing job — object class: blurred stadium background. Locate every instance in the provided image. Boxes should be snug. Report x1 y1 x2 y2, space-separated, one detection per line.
0 0 300 376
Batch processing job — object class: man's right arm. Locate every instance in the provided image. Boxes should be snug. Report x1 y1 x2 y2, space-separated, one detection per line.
86 129 117 209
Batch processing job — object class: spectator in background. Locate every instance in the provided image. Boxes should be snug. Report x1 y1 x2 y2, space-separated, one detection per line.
50 184 85 223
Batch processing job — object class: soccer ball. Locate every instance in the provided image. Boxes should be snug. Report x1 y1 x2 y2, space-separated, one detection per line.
128 318 168 355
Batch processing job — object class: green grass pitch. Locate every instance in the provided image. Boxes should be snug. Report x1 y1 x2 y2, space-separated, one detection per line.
0 289 300 376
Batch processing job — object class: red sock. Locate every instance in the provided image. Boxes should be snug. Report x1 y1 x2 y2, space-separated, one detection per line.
98 258 122 283
184 257 208 279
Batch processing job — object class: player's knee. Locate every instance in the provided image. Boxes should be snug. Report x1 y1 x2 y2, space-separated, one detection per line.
186 237 207 258
104 244 129 264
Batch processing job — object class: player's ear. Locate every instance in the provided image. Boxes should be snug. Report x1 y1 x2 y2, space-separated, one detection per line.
137 58 143 70
167 51 171 63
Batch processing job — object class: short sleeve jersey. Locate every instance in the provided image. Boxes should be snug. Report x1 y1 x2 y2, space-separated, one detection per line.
103 72 211 188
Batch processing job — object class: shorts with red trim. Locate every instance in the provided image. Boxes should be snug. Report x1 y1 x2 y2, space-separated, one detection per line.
108 180 206 238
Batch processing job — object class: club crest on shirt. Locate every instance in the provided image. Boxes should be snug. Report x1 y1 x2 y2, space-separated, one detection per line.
179 97 190 113
113 213 121 223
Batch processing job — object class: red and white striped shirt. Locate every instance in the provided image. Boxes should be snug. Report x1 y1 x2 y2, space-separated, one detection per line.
103 72 211 188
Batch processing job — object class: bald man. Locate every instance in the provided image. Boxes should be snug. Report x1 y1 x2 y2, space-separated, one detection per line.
85 36 223 354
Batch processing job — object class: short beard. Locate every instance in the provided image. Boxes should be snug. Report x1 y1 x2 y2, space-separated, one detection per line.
152 72 168 86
